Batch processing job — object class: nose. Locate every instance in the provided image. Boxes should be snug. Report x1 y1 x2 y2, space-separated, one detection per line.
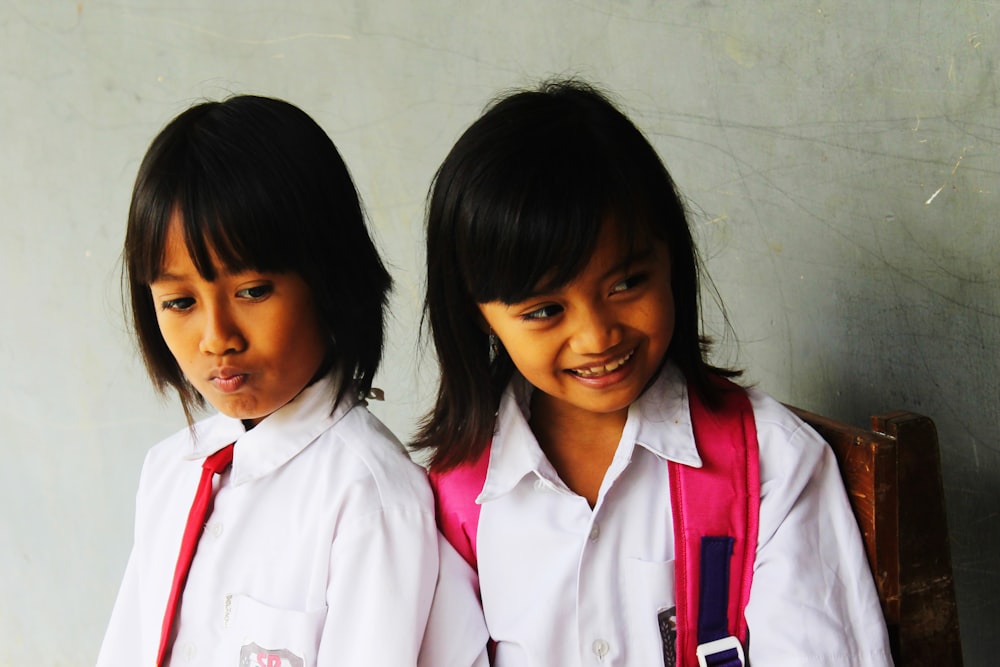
198 302 246 356
568 303 623 355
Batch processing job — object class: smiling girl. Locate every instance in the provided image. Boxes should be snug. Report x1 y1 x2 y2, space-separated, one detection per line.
414 80 893 666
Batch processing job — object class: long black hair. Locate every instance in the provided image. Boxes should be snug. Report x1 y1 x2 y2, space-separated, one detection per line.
413 79 737 470
124 95 392 422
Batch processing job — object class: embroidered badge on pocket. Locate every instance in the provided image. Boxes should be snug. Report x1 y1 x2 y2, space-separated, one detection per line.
658 606 677 667
239 643 304 667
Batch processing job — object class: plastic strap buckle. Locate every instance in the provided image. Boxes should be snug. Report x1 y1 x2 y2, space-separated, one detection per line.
696 635 746 667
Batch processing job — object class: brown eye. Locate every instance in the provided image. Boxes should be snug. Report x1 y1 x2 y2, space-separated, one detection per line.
521 304 563 321
161 297 195 311
610 273 648 294
237 284 273 299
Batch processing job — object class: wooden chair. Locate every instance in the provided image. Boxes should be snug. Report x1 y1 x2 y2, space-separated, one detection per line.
788 406 964 666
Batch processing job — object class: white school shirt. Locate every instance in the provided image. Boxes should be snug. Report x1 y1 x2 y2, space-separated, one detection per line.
475 364 893 667
97 374 444 667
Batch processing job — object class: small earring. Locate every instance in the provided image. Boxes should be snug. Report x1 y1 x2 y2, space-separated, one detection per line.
488 331 500 364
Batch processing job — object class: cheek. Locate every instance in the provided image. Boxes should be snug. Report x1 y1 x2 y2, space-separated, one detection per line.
153 315 180 351
655 302 677 355
502 332 552 372
663 299 676 330
285 309 330 366
155 315 198 363
657 303 676 342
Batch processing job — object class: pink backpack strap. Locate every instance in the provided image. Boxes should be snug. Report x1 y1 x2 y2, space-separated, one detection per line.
671 379 760 667
429 446 492 570
428 379 760 667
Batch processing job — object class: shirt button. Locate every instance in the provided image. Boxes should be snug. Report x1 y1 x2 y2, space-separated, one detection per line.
592 639 610 659
208 521 224 538
180 642 197 661
589 523 600 541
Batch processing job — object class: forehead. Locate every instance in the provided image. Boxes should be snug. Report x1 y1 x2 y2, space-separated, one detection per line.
154 210 225 280
532 219 660 292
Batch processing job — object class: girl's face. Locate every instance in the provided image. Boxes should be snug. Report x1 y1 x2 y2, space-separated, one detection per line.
149 213 329 427
478 220 674 429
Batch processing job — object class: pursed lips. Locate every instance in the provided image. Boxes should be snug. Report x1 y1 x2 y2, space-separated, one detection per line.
209 368 249 392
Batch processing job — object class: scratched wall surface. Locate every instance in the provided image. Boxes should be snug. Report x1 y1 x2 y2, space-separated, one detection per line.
0 1 996 663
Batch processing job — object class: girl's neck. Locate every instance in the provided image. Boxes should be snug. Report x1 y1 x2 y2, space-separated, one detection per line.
528 392 628 508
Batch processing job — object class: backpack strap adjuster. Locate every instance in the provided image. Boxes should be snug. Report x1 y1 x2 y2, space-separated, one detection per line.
696 635 746 667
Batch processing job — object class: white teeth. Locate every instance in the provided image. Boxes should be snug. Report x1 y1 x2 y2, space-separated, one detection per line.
574 350 634 378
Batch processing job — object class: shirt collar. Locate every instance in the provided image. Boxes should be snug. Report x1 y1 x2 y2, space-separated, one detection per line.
186 373 355 486
630 363 702 467
478 363 702 503
478 376 553 502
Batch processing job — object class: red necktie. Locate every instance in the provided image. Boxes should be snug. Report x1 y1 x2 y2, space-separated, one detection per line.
157 444 235 666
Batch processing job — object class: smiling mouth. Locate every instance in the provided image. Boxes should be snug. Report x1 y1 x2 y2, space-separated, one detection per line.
570 349 636 378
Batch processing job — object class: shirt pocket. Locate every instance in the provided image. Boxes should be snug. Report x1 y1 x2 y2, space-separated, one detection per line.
624 558 676 666
222 593 327 667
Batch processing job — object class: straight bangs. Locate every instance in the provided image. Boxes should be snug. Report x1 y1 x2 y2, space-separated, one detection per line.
453 119 658 307
128 117 306 287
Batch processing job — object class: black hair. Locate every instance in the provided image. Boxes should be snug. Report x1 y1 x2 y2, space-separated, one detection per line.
124 94 391 422
412 79 738 470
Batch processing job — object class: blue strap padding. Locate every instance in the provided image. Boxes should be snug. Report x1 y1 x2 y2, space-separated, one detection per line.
698 536 735 644
703 648 743 667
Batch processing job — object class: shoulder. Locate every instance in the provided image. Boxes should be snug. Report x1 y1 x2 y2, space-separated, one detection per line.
741 387 847 525
745 387 827 453
686 374 827 471
312 403 432 508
